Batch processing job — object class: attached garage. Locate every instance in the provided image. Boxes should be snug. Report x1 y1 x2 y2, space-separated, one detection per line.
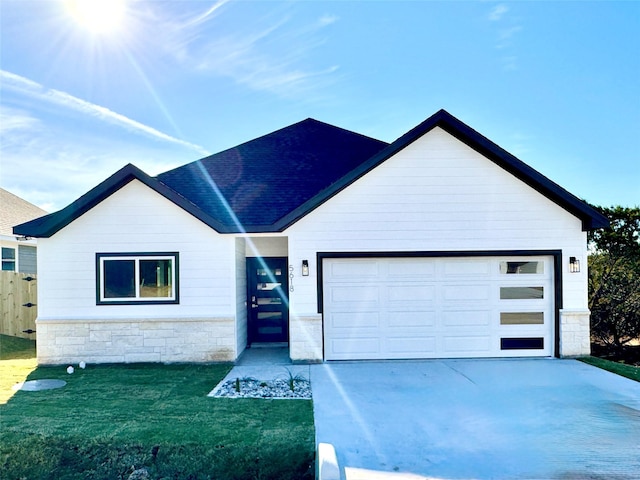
322 254 558 360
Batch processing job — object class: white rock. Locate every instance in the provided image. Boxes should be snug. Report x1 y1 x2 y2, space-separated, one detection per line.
66 366 74 374
79 361 86 369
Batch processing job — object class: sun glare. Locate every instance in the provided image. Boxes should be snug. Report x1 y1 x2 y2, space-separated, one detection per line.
66 0 127 35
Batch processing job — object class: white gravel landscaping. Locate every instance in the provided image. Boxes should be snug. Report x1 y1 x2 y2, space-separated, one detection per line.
211 377 312 399
208 365 312 399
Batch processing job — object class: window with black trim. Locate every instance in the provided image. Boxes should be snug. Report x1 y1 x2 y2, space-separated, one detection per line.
96 253 179 304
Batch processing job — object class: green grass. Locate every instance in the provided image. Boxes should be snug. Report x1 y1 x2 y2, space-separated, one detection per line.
0 334 36 360
0 342 315 479
579 356 640 382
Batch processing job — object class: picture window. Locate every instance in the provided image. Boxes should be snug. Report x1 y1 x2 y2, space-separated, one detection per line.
96 253 178 304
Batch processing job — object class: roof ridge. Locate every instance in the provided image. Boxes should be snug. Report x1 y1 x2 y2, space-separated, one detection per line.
157 118 388 179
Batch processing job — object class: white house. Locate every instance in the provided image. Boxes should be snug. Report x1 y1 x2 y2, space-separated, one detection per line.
15 110 608 365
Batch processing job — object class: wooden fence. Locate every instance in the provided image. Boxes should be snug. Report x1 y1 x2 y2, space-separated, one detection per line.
0 271 37 339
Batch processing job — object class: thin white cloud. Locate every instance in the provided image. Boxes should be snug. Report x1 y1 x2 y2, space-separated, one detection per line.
0 106 40 134
496 25 523 53
489 4 509 22
318 14 339 27
160 3 341 99
242 64 340 94
0 70 210 156
0 113 194 211
183 0 232 28
484 3 523 70
501 56 518 71
499 25 523 42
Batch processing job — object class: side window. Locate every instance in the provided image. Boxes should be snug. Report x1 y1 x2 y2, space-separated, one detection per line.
96 253 179 304
2 247 16 271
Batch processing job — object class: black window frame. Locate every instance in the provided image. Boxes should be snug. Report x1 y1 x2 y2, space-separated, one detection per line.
96 252 179 305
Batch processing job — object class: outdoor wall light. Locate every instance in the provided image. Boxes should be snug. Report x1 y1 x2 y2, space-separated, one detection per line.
301 260 309 276
569 256 580 273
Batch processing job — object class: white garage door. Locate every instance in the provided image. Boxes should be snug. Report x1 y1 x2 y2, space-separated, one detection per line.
323 256 554 360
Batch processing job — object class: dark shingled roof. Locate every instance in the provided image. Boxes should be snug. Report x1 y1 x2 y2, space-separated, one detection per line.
156 118 389 231
14 110 609 237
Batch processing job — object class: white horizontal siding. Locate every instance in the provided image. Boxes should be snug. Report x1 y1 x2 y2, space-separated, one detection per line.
235 237 247 356
37 180 236 320
286 127 588 317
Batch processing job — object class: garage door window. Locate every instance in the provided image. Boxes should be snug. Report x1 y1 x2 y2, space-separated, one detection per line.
501 337 544 350
500 286 544 299
500 312 544 325
500 261 543 274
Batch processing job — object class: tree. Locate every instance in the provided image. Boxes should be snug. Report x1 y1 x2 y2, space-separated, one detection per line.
588 206 640 352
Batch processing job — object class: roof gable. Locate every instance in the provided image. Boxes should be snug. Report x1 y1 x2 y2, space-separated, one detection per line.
13 164 229 237
276 109 608 231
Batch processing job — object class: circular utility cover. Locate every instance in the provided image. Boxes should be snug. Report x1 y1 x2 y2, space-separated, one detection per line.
12 379 67 391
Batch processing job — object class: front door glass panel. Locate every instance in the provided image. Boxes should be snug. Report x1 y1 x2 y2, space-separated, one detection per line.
247 257 288 344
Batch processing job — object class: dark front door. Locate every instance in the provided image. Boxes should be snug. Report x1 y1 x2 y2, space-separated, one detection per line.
247 257 289 344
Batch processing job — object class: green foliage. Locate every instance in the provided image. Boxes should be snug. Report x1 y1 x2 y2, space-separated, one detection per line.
282 369 308 392
588 205 640 259
588 206 640 350
0 363 315 479
579 356 640 383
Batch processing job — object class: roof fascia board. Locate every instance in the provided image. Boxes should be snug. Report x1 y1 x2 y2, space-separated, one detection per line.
14 164 232 237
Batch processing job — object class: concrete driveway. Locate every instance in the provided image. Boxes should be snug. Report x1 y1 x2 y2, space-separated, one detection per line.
310 359 640 480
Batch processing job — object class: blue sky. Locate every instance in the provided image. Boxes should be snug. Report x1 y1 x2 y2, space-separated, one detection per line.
1 0 638 212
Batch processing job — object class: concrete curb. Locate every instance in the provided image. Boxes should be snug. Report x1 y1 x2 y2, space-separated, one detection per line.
317 442 341 480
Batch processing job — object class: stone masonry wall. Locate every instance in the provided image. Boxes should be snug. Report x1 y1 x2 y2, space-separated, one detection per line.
289 314 323 362
559 309 591 357
36 317 237 365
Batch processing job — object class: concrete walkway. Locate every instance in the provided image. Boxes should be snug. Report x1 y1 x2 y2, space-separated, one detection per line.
210 346 311 390
310 359 640 480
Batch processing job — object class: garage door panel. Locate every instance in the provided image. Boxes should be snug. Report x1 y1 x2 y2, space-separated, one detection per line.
330 337 380 356
323 256 553 360
329 285 379 305
328 311 380 329
388 260 435 278
442 310 491 327
443 260 491 276
387 336 436 354
443 335 492 354
387 311 436 327
328 260 379 278
442 284 491 301
388 285 435 303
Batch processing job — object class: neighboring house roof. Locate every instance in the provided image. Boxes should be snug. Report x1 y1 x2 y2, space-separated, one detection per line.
0 188 47 237
14 110 609 237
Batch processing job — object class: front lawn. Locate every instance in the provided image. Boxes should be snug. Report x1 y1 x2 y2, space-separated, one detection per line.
579 356 640 382
0 344 315 479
